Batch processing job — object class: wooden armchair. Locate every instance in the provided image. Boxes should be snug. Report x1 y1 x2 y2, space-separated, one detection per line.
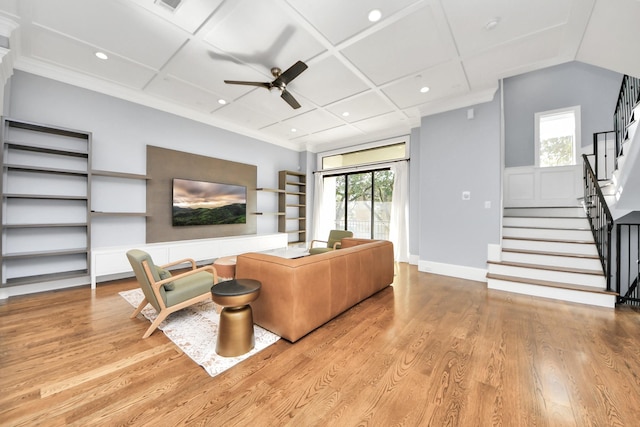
309 230 353 255
126 249 219 338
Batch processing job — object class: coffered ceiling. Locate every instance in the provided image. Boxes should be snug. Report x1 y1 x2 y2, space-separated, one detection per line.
0 0 639 152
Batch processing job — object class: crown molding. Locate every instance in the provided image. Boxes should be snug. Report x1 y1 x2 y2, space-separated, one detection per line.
417 86 499 117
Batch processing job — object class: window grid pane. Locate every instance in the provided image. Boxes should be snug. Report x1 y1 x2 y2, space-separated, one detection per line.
538 109 577 167
329 169 394 240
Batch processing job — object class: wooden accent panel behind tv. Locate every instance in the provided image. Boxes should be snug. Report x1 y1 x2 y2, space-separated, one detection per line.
146 146 257 243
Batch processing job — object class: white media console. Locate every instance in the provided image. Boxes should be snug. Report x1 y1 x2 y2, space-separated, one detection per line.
90 233 288 288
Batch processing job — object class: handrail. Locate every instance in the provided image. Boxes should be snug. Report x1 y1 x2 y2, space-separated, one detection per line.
582 154 614 291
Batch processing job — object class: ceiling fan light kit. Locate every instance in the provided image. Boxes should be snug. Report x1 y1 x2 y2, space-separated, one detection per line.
224 60 308 109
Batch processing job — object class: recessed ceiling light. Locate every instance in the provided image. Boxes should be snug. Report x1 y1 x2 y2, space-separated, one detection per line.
95 52 108 60
217 99 227 105
342 112 350 117
291 128 297 133
420 86 430 93
368 9 382 22
485 17 500 30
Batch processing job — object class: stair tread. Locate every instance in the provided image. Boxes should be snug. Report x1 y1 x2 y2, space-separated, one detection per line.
486 273 617 295
502 248 599 259
503 236 594 244
488 260 603 276
504 216 586 219
503 225 591 231
504 206 583 209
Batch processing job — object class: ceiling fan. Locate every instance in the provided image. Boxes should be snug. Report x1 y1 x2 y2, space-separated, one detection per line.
224 60 308 109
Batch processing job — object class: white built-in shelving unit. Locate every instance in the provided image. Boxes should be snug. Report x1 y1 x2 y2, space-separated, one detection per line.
0 117 292 296
1 117 151 294
278 170 306 244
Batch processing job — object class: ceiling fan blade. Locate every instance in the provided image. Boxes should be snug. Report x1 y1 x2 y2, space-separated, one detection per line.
273 60 308 86
281 89 301 109
224 80 271 88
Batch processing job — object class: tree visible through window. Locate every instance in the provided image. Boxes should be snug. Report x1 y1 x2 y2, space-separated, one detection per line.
536 107 580 167
331 169 393 240
539 135 574 167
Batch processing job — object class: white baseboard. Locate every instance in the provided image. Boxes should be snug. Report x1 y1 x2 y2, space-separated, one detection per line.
409 254 419 265
418 260 487 282
0 277 89 300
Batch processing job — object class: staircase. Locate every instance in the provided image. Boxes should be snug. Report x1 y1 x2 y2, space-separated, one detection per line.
487 206 617 308
610 76 640 212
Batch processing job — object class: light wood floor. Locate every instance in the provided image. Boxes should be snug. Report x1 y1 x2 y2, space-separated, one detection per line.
1 263 640 426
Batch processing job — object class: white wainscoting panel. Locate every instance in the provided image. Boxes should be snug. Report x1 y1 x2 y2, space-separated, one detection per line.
506 171 535 202
504 165 582 207
418 260 487 282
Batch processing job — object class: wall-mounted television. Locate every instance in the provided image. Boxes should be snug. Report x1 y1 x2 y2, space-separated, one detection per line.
172 178 247 226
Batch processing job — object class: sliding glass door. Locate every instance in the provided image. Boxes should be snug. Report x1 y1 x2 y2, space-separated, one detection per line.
329 169 393 239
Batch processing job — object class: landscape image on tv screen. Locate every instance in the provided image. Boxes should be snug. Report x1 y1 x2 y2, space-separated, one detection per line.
172 178 247 226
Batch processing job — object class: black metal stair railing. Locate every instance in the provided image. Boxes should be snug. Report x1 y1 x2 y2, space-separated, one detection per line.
614 75 640 166
585 74 640 305
616 214 640 306
583 154 614 292
592 130 616 181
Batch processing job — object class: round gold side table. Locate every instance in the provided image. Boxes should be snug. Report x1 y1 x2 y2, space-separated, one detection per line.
210 279 261 357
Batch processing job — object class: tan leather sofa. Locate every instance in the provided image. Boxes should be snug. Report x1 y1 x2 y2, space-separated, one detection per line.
235 239 394 342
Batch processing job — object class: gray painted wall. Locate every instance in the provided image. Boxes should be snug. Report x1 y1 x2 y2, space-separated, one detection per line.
6 71 300 247
504 61 622 167
419 93 502 269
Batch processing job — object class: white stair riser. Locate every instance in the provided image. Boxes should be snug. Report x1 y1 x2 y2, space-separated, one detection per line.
503 217 589 228
618 155 627 170
501 252 602 270
487 278 616 308
488 264 605 287
504 207 585 217
503 227 593 240
502 238 599 255
599 184 616 196
600 181 616 196
612 169 620 185
622 140 631 157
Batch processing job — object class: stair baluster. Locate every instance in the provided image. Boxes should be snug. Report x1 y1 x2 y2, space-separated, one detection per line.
583 154 613 292
615 216 640 306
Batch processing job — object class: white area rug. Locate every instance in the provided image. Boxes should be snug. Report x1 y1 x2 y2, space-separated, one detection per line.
119 289 280 377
